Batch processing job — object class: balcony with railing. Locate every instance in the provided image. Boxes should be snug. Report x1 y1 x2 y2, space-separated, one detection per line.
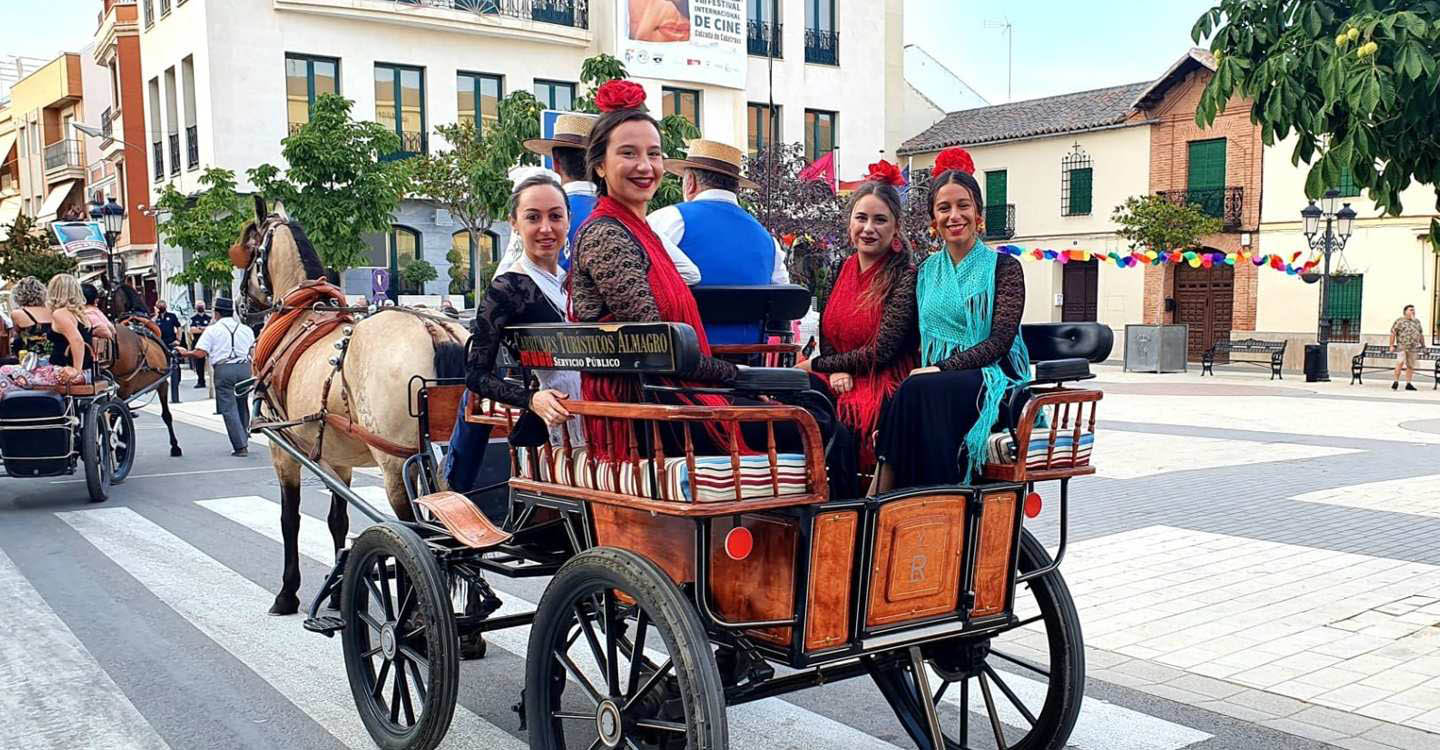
805 27 838 65
43 139 85 179
186 125 199 169
984 204 1016 241
291 0 589 31
168 133 180 176
1156 186 1245 230
152 140 163 181
747 20 782 57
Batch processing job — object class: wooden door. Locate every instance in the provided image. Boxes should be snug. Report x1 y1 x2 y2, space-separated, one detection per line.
1175 263 1234 361
1061 260 1098 321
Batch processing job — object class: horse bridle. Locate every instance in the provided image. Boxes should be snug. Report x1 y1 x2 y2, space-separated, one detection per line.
237 214 289 323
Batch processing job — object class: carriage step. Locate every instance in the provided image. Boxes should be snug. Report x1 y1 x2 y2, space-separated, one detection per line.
303 616 345 637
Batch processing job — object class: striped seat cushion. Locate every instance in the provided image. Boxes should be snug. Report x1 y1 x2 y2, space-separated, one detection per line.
986 431 1095 470
517 447 808 503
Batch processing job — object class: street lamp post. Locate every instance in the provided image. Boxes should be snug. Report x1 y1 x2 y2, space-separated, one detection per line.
89 196 126 289
1300 189 1356 382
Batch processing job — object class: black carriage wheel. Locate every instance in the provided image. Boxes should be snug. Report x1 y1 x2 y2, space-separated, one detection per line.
872 530 1084 750
341 523 460 750
526 547 728 750
101 400 136 483
81 400 110 503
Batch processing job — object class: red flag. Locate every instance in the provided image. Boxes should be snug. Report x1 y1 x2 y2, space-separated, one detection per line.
798 151 836 192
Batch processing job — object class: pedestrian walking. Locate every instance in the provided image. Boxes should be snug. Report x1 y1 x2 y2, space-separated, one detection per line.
187 301 211 388
1390 304 1425 391
176 297 254 456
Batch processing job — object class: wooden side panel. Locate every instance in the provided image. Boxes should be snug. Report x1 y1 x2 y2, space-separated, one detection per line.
805 511 858 652
970 490 1019 619
424 385 466 443
866 494 967 628
710 516 799 646
591 504 696 584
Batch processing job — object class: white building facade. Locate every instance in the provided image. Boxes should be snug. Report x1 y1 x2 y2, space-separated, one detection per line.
138 0 907 304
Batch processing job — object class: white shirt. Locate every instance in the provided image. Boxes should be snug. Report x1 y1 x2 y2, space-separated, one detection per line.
563 180 598 198
195 317 255 365
648 189 789 285
561 180 702 285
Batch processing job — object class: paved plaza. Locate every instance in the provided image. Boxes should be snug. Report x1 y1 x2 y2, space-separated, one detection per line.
1 363 1437 749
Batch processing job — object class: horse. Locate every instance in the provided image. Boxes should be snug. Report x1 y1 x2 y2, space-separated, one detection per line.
102 284 183 457
231 198 470 617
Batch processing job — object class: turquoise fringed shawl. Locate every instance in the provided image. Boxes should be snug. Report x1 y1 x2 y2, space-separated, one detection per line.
916 239 1032 480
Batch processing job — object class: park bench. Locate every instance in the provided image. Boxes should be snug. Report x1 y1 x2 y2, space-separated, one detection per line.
1201 337 1287 379
1350 344 1440 389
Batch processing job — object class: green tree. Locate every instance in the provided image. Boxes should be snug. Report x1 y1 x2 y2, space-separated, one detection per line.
249 94 409 272
1193 1 1440 248
574 54 629 114
409 119 514 285
400 257 438 289
155 167 250 291
1112 194 1224 255
0 212 76 282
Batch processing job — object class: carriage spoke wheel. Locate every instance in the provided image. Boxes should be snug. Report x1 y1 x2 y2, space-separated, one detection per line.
100 400 136 483
341 523 459 750
526 548 728 750
871 530 1084 750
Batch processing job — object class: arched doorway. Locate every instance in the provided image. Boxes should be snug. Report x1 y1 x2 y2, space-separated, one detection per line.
1174 254 1234 361
386 225 422 299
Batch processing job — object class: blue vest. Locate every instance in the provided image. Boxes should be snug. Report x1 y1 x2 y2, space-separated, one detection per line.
676 200 775 344
562 192 597 271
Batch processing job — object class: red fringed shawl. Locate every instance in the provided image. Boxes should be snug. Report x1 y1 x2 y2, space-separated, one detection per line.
820 254 915 467
572 196 745 460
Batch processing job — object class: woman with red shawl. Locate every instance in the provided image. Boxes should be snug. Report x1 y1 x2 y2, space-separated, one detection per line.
798 166 918 471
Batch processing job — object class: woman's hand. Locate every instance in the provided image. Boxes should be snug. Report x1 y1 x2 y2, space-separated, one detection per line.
829 372 854 394
909 366 940 377
795 358 813 373
529 389 572 426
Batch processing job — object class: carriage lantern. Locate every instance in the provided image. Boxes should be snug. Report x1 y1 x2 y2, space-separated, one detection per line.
1301 190 1356 381
89 197 126 288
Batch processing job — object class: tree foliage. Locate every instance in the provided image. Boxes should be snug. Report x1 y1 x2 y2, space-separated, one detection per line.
742 142 848 251
1112 194 1225 254
155 167 251 291
0 212 76 283
400 257 438 288
1193 0 1440 248
409 118 514 281
574 54 629 114
249 94 409 272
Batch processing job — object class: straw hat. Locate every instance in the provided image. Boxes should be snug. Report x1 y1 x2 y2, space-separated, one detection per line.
523 113 599 156
664 139 758 190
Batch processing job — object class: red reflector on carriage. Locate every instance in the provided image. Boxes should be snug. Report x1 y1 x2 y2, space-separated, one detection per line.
1024 492 1043 519
724 526 754 561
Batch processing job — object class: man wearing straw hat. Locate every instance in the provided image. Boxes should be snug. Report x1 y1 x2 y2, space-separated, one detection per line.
649 138 789 344
523 113 601 269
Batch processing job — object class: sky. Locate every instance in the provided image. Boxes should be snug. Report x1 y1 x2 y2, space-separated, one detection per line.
3 0 1221 105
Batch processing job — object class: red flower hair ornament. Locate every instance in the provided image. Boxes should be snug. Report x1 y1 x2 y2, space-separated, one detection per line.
934 147 975 175
865 159 906 188
595 80 648 113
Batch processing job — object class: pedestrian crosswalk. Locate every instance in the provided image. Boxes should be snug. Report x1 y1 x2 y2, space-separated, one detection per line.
0 490 1220 750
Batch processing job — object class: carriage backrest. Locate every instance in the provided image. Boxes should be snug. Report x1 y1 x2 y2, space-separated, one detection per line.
1020 323 1114 364
690 285 812 327
501 322 701 375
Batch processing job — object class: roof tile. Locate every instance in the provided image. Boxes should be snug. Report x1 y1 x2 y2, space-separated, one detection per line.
899 81 1152 155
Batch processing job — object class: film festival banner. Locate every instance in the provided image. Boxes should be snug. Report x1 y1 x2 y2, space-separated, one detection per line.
617 0 747 90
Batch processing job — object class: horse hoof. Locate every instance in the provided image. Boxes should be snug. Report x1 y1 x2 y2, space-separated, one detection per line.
170 447 183 457
268 595 300 616
459 632 487 661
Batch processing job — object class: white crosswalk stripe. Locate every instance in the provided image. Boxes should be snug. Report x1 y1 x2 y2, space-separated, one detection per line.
197 494 1214 750
0 546 171 750
58 507 526 750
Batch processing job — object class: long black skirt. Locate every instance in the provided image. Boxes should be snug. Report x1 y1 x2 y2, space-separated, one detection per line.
876 369 986 489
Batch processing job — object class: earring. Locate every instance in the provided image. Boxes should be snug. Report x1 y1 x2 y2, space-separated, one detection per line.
891 236 901 252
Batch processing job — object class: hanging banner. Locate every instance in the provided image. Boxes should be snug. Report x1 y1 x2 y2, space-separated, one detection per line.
617 0 747 90
992 244 1322 280
49 221 107 256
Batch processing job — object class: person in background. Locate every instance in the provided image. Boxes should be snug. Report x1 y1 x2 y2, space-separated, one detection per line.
176 297 254 456
80 283 116 340
0 274 95 397
648 138 788 344
524 113 601 267
188 301 211 388
154 299 181 351
1390 304 1425 391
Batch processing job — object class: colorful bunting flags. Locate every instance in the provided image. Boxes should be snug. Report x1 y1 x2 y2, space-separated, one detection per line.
992 244 1320 278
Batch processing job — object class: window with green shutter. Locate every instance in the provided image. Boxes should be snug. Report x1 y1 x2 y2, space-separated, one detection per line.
1061 144 1093 216
1324 274 1363 343
1186 138 1227 217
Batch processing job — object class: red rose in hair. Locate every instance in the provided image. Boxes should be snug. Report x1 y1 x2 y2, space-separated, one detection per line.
934 147 975 175
865 159 906 188
595 80 648 113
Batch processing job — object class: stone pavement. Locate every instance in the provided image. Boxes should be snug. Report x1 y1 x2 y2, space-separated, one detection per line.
1003 363 1440 750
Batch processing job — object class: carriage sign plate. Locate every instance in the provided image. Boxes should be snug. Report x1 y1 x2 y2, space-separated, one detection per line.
502 323 700 374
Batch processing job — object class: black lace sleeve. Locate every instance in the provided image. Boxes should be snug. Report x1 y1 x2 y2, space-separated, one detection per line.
466 274 537 408
811 267 918 374
936 254 1026 372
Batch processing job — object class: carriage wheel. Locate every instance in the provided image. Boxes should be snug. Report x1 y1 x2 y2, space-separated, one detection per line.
341 523 459 750
81 400 112 503
100 400 136 483
871 530 1084 750
526 547 728 750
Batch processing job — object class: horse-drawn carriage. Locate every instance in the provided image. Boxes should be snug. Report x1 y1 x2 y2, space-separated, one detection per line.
267 289 1111 749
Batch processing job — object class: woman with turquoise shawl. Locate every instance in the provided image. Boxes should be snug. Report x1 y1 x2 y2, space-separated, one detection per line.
874 150 1032 491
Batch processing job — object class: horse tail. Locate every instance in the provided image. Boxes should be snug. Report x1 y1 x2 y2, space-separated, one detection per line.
433 340 467 381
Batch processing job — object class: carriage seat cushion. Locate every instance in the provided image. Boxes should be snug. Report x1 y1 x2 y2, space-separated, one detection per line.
985 431 1094 470
1033 358 1092 384
517 446 809 503
1021 323 1114 363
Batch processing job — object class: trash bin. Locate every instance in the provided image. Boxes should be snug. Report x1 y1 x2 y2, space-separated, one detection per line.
1304 344 1329 382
